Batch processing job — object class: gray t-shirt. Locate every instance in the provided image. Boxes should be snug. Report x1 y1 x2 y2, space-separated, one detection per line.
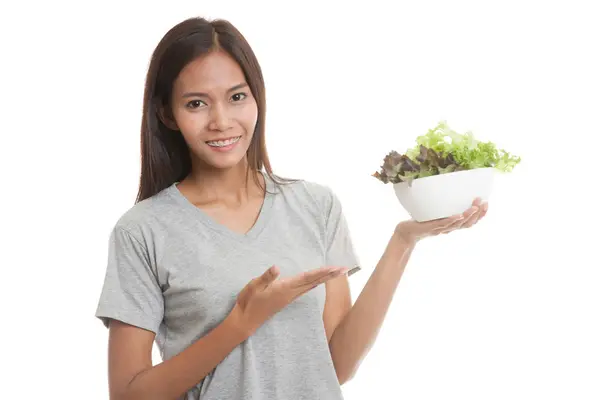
95 173 361 399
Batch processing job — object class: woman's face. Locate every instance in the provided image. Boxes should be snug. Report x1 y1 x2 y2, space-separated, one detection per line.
168 50 258 171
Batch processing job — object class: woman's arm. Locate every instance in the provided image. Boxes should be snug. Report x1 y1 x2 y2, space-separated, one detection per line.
108 264 345 400
325 200 485 384
326 232 415 384
108 311 249 400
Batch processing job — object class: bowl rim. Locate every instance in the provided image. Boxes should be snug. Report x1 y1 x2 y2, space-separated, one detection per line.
392 166 495 187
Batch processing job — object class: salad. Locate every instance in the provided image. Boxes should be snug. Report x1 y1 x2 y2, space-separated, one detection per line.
373 121 521 185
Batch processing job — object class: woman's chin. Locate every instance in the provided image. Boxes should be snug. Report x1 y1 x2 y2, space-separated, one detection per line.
201 149 248 171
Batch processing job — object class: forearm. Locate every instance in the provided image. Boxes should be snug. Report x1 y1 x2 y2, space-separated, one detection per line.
121 311 250 400
329 232 415 382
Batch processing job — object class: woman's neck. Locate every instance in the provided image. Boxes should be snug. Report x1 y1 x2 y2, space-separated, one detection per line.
180 160 264 205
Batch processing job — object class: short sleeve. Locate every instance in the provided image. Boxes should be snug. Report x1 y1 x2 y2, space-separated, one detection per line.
95 226 164 334
324 189 361 277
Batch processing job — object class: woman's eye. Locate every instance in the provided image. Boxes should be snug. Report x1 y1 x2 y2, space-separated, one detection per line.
231 92 247 102
186 100 206 109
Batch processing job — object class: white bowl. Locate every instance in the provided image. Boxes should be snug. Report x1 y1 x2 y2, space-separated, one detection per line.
393 167 495 222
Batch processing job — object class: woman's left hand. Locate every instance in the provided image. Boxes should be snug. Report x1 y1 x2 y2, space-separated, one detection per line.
394 198 488 245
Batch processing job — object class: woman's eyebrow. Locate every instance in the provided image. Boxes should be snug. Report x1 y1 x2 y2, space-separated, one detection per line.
182 83 248 98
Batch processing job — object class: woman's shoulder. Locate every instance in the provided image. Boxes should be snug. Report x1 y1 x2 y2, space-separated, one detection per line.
271 174 340 215
109 184 178 239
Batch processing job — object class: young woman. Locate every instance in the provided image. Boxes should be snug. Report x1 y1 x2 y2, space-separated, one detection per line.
95 17 487 400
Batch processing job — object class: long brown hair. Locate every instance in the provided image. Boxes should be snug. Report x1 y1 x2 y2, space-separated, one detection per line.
136 17 293 203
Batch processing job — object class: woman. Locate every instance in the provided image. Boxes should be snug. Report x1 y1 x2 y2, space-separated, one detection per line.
95 17 487 400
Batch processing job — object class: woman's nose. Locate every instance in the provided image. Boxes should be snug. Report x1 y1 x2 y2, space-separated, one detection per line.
208 103 232 131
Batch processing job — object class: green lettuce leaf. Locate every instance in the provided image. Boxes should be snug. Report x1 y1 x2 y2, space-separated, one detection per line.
373 121 521 184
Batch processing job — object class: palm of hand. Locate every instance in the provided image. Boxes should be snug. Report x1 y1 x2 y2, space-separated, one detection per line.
396 198 488 244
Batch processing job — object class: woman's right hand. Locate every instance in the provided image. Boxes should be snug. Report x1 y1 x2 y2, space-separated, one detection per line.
229 265 350 335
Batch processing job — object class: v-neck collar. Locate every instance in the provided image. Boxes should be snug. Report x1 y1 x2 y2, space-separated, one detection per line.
167 171 276 243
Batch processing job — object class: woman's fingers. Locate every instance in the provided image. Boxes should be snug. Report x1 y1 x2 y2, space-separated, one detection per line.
256 265 280 289
433 199 488 234
424 213 465 232
463 200 488 228
434 216 466 234
459 206 481 228
303 268 348 291
480 202 488 218
279 266 347 293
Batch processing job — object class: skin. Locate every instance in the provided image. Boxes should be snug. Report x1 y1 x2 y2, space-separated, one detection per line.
107 49 489 399
163 49 264 234
326 199 487 382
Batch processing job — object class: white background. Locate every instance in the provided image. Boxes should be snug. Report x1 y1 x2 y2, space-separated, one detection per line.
2 0 599 399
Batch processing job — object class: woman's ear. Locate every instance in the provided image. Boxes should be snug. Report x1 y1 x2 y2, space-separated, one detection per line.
158 104 179 131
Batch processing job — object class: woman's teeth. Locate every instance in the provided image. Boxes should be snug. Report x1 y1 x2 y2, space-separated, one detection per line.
206 136 241 147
